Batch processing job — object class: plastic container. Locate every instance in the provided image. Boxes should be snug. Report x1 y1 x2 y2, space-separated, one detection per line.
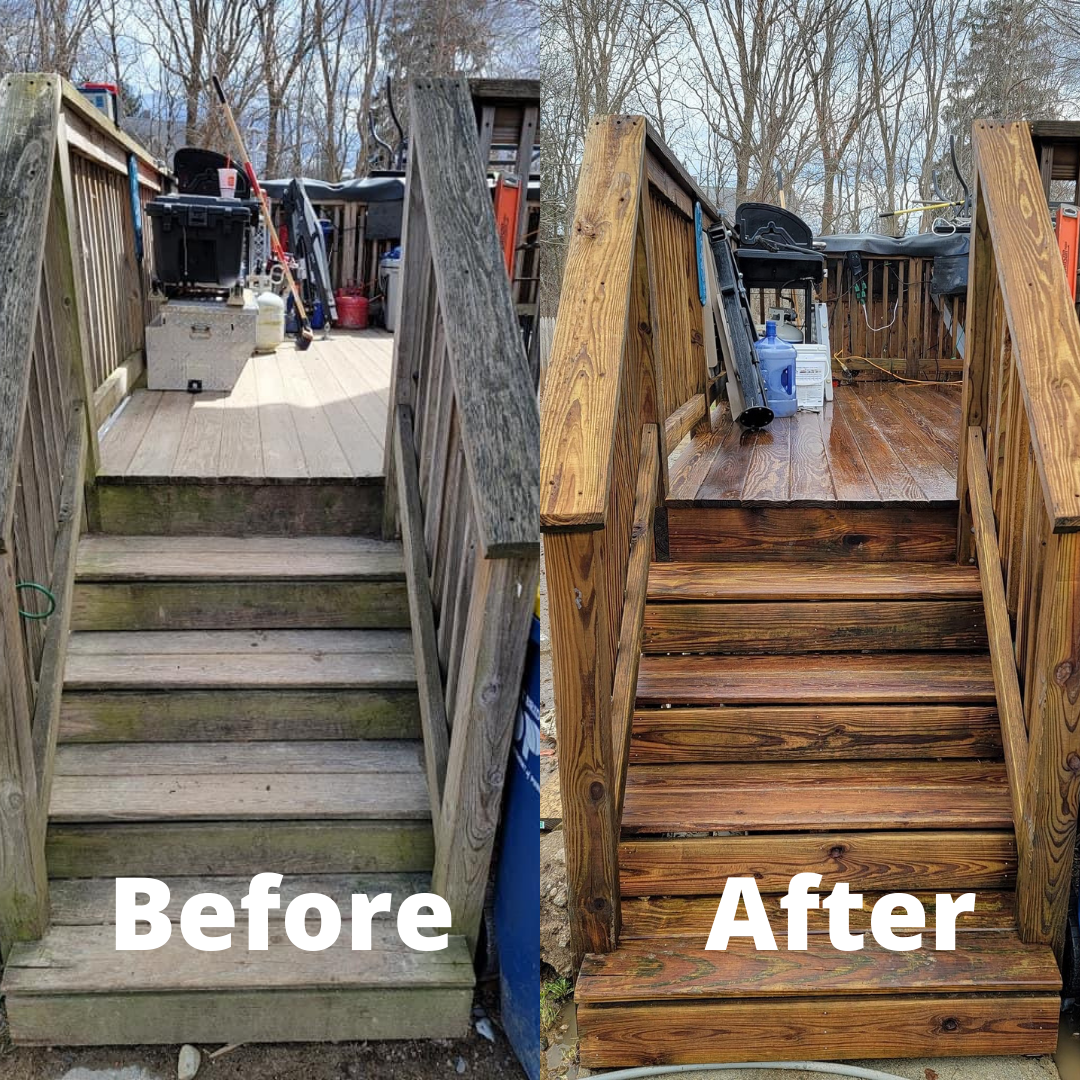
217 167 238 198
146 195 251 289
335 291 369 329
255 291 285 352
754 320 797 418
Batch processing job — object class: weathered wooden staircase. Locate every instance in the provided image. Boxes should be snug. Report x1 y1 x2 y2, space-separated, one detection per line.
542 115 1080 1067
3 513 475 1043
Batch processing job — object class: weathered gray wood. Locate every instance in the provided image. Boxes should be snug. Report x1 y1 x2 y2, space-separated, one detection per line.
46 820 434 878
31 406 87 841
409 78 539 558
91 349 144 429
433 551 539 952
0 75 60 546
393 405 451 827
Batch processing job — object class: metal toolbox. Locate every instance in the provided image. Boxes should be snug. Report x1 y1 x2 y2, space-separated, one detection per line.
146 297 257 392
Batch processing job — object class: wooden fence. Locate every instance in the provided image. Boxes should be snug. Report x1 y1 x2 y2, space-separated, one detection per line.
958 119 1080 961
822 254 965 379
0 75 168 953
382 78 540 952
539 116 715 964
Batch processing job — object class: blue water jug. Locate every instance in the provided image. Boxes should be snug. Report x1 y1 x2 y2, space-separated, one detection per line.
755 320 797 418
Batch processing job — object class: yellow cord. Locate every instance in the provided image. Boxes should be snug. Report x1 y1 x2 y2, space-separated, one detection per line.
833 351 962 387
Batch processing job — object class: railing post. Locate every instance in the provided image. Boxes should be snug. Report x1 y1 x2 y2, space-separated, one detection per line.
1019 530 1080 959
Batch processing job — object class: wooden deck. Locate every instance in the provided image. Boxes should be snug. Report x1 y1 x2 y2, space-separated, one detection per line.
668 381 962 507
98 330 392 480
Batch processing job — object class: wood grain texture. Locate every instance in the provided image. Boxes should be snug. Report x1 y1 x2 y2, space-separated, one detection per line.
642 599 987 653
667 506 958 562
973 120 1080 529
619 830 1017 895
540 115 645 529
648 560 981 601
621 760 1011 833
577 933 1059 1001
46 820 434 878
636 652 995 706
0 74 59 543
409 79 537 555
630 704 1003 763
620 890 1019 940
577 995 1059 1066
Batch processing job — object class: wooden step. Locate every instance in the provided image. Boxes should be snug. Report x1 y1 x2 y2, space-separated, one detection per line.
621 761 1011 834
63 630 416 691
620 890 1018 941
619 831 1017 895
647 561 982 601
630 705 1002 763
1 924 473 1045
642 599 987 653
71 536 409 631
666 505 957 562
635 653 996 707
575 934 1059 1065
90 477 384 538
47 741 433 878
59 687 421 743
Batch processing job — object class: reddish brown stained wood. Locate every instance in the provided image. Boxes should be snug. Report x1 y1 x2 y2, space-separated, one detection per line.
647 561 982 601
618 830 1018 895
833 389 927 503
789 410 836 502
667 506 958 562
629 704 1003 763
635 652 996 707
641 599 987 653
621 760 1011 834
577 995 1059 1066
576 932 1060 1001
620 890 1018 940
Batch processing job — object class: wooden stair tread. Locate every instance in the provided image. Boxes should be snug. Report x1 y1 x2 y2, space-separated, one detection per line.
64 630 416 690
619 831 1017 895
636 653 995 706
621 760 1011 833
76 535 404 581
50 740 430 822
620 891 1018 940
47 873 432 925
630 705 1002 762
2 924 473 996
648 561 982 601
575 932 1059 1002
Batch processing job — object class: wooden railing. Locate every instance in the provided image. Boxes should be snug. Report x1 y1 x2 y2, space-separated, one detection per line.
958 119 1080 960
539 116 715 965
0 75 167 955
822 253 966 379
382 78 540 953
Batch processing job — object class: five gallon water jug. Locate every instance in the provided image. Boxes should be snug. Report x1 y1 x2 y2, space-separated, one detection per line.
755 320 797 418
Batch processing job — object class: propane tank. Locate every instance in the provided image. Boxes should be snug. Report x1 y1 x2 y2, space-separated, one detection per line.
255 290 286 352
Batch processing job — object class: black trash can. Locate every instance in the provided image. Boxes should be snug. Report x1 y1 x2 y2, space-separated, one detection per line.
146 195 251 289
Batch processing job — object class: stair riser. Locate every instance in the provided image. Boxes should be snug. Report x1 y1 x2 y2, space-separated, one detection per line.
71 581 410 632
90 480 384 538
5 987 473 1045
47 822 434 878
643 600 987 653
577 996 1059 1066
667 505 958 562
59 689 421 743
630 705 1002 763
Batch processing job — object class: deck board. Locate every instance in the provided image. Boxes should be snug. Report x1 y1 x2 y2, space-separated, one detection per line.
99 330 393 481
670 382 961 507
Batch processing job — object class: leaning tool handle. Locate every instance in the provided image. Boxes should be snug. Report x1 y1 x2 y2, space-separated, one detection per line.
211 75 310 324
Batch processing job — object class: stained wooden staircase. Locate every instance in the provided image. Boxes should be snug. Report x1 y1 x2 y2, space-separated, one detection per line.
576 533 1061 1065
1 527 475 1044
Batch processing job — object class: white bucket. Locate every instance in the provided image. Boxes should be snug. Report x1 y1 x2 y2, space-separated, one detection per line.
217 167 238 199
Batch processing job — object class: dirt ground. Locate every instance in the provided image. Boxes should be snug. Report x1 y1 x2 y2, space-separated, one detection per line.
0 982 525 1080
